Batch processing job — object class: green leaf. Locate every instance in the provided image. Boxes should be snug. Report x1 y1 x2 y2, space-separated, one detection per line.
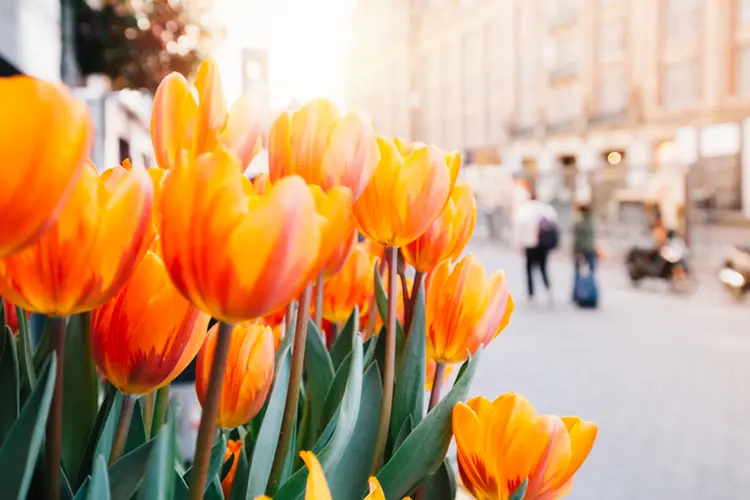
205 476 225 500
0 355 56 500
62 313 99 484
245 345 292 498
389 285 426 453
509 478 528 500
275 337 364 500
86 456 111 500
304 321 335 440
424 459 457 500
61 466 75 500
228 447 249 500
0 327 20 447
108 438 157 500
392 416 412 456
376 349 483 499
125 399 148 455
31 313 50 371
281 411 298 483
16 307 35 390
323 363 382 499
362 336 377 367
329 307 358 370
76 383 118 487
274 307 296 367
136 407 177 500
320 349 352 428
72 479 89 500
184 431 227 493
94 391 124 464
374 266 405 341
173 470 189 500
311 412 337 455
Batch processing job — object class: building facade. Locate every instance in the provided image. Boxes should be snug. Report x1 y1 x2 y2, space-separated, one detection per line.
346 0 750 219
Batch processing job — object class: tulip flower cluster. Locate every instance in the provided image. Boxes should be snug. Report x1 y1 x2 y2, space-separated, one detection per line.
0 60 595 500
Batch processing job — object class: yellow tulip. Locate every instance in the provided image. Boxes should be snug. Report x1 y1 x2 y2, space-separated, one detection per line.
425 255 514 363
159 147 324 322
402 184 476 273
352 137 459 248
268 99 379 200
453 393 597 500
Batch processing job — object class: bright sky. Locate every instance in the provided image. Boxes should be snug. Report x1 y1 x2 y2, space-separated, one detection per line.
213 0 356 111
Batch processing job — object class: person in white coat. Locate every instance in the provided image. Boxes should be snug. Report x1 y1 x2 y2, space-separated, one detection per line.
515 191 559 303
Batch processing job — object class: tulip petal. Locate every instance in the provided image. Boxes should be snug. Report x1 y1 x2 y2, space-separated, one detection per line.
268 112 293 182
0 77 91 257
453 402 500 498
320 111 379 199
151 72 198 170
300 451 333 500
364 477 386 500
194 59 228 154
289 99 340 186
221 94 264 171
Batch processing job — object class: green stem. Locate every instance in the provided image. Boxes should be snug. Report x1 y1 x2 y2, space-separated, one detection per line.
270 282 312 490
151 384 170 436
314 271 324 332
46 315 66 500
189 321 234 499
370 246 398 474
427 362 445 413
403 271 424 337
16 306 36 388
142 392 155 440
109 395 135 465
366 254 388 339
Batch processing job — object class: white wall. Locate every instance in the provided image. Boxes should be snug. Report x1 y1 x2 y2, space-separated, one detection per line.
0 0 61 80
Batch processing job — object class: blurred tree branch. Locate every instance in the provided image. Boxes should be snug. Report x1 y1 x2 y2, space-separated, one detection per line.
74 0 212 92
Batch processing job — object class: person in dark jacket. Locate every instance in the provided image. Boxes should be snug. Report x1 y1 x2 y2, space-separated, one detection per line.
572 204 597 286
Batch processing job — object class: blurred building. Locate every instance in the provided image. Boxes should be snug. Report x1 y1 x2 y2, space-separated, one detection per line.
346 0 750 220
0 0 61 80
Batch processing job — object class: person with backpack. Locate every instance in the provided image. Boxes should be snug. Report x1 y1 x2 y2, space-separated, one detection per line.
572 203 599 307
515 190 559 304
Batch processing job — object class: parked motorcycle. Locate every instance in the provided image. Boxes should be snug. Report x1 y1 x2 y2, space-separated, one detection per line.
626 235 696 293
718 245 750 300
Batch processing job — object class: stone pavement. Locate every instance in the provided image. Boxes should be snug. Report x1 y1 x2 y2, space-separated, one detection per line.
453 242 750 500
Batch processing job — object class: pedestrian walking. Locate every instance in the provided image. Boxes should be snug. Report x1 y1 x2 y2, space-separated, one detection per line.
572 204 599 307
515 191 559 303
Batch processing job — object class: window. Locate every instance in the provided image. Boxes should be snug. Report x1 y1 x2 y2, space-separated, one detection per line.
599 19 624 62
598 76 627 114
665 0 700 40
663 59 699 109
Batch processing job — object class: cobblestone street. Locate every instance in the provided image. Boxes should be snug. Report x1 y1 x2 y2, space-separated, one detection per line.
465 242 750 500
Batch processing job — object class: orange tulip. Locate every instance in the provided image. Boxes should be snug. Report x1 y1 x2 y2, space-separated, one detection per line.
0 76 91 257
195 322 275 428
525 416 599 500
352 137 460 248
268 99 379 200
425 255 514 364
221 439 243 498
90 251 210 395
159 147 323 322
151 59 263 172
402 184 476 273
425 359 455 392
0 162 152 316
310 185 356 276
453 393 597 500
320 243 377 324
